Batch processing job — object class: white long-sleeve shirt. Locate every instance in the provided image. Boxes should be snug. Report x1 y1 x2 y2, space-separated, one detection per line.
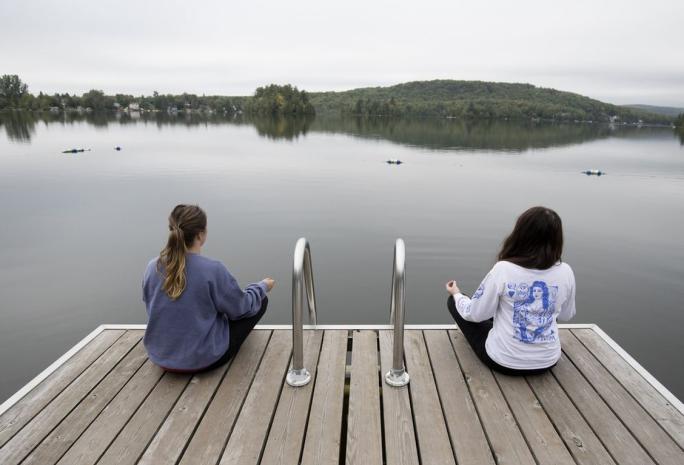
453 260 576 369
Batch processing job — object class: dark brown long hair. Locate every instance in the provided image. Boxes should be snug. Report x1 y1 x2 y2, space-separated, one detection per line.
498 206 563 270
158 204 207 300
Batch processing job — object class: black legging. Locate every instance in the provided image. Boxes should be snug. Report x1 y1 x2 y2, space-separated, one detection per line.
447 295 553 376
201 296 269 372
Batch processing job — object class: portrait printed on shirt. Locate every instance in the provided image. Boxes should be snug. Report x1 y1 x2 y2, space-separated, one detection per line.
508 281 558 344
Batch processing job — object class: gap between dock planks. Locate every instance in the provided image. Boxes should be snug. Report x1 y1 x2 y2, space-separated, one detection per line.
345 330 383 465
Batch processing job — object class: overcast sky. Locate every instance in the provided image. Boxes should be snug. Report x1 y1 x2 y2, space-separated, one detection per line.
2 0 683 106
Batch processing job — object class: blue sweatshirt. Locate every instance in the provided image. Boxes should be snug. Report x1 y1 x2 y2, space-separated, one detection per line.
142 253 268 370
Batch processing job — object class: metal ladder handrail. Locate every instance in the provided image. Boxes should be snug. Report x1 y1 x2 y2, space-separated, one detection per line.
385 238 410 387
286 237 317 387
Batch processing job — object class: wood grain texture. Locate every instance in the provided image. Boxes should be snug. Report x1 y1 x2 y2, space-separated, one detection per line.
378 330 419 465
552 351 656 465
54 359 164 465
22 341 149 465
137 356 233 465
261 330 324 465
448 330 536 465
572 328 684 449
527 369 617 465
0 330 142 465
300 330 347 465
404 330 455 465
0 329 124 447
560 330 683 465
96 371 190 465
219 330 292 465
423 330 496 465
493 371 575 465
178 330 271 465
345 330 383 465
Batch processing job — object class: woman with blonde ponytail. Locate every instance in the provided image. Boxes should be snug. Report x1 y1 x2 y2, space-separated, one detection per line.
142 204 275 372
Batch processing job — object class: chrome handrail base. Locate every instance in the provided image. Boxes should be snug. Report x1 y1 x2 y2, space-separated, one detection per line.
286 368 312 387
385 368 410 387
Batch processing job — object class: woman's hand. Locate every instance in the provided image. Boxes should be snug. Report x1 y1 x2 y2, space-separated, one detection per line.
262 278 276 292
445 280 461 295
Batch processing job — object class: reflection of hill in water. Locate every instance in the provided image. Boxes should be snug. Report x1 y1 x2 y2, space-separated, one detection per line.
0 111 677 151
309 117 678 152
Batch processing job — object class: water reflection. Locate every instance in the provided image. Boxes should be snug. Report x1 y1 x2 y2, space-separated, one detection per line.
311 117 616 152
0 111 678 151
251 115 314 140
0 111 37 142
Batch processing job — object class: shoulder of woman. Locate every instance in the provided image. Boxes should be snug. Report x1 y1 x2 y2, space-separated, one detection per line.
558 261 574 275
492 260 514 273
203 257 234 279
145 257 159 274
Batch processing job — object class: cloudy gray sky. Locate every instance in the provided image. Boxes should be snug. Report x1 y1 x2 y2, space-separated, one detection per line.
2 0 683 106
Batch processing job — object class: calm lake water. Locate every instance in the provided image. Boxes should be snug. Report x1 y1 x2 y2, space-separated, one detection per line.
1 112 683 402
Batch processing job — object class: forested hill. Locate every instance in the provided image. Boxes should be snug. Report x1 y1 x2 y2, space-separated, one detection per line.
309 80 672 124
623 104 684 118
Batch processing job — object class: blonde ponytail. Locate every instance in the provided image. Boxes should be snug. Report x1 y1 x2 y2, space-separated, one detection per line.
158 205 207 300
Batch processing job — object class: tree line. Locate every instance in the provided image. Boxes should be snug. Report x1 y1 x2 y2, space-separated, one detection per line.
0 75 313 116
1 74 674 124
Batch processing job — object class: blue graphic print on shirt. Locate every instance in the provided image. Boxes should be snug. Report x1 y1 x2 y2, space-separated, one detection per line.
472 283 485 300
509 280 558 344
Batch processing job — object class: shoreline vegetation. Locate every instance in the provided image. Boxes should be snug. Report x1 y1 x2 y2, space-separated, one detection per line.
0 74 681 128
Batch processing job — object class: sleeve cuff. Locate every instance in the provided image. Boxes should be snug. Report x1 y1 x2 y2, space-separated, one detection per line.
258 280 269 295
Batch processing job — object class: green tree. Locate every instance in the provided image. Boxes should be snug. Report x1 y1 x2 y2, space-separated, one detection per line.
248 84 315 116
0 75 29 109
81 89 113 111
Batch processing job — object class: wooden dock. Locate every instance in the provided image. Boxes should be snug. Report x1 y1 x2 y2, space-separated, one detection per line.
0 325 682 465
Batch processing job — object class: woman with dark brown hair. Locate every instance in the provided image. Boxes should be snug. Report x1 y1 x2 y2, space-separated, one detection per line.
446 206 576 375
142 204 275 372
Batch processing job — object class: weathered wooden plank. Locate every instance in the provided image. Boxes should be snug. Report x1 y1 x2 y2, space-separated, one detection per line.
178 330 271 465
261 330 324 465
561 330 683 465
345 330 382 465
552 352 656 465
54 360 164 465
378 331 419 465
96 372 190 465
137 357 234 465
527 369 618 465
300 330 347 465
448 330 536 465
22 341 149 465
0 330 142 465
573 328 684 449
493 371 576 465
404 330 455 465
219 330 292 465
0 329 124 447
423 330 495 465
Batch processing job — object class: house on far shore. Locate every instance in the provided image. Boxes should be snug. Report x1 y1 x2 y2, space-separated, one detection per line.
128 102 140 112
113 102 121 111
609 115 619 123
